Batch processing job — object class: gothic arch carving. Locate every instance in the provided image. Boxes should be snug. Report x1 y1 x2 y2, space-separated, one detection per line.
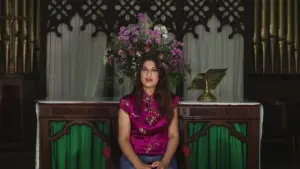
46 0 247 40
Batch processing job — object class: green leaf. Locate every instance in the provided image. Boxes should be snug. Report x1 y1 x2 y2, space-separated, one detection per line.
122 70 135 78
167 72 183 87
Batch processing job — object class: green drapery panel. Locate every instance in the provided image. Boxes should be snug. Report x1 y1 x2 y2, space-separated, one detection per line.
50 121 108 169
188 123 247 169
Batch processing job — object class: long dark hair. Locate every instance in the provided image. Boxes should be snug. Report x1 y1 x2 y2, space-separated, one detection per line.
132 55 175 122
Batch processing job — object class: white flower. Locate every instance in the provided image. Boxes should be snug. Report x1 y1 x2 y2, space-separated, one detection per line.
136 51 141 57
161 26 168 34
154 25 168 39
103 56 108 65
162 33 168 38
154 25 161 31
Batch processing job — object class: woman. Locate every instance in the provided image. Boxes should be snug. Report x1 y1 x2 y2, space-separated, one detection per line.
118 55 180 169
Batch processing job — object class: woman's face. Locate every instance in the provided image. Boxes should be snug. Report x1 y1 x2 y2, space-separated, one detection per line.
140 60 159 89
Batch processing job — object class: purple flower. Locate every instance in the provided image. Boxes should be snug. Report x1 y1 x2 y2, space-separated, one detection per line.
147 30 160 39
170 48 184 57
130 24 139 31
118 35 130 42
170 49 177 56
171 40 184 48
145 39 152 45
177 42 184 46
137 13 146 22
108 55 114 65
171 55 185 71
132 30 139 36
119 26 126 33
124 31 130 36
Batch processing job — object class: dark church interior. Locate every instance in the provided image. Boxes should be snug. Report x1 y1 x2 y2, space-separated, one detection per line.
0 0 300 169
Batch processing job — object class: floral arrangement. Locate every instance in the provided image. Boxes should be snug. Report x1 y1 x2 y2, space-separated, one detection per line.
103 13 190 87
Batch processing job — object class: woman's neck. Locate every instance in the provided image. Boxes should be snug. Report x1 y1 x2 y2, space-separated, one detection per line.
143 87 155 96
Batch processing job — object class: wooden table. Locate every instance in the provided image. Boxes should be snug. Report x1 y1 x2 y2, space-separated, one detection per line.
35 98 263 169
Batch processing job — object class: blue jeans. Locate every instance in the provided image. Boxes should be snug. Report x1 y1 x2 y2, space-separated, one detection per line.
120 154 177 169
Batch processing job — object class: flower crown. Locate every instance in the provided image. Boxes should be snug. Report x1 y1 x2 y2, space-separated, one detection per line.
104 13 190 85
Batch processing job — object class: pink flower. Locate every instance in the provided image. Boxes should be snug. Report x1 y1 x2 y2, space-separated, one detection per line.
155 39 161 44
129 49 135 56
145 39 152 45
118 49 124 55
148 30 160 39
158 53 164 59
118 35 129 41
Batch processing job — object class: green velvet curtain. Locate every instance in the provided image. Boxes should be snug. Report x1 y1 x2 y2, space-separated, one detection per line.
188 123 247 169
50 122 108 169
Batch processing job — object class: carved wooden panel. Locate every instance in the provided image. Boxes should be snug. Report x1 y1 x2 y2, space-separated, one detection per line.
38 103 117 118
180 105 260 119
45 0 248 40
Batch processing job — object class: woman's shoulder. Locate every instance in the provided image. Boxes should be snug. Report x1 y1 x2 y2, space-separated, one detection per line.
119 94 135 113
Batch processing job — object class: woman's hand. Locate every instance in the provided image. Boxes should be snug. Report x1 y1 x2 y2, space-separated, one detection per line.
151 161 168 169
136 163 152 169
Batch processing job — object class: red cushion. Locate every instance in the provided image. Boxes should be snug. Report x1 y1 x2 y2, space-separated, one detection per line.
103 146 111 159
181 144 191 157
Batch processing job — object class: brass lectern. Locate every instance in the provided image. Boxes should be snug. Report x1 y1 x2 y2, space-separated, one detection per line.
187 69 227 101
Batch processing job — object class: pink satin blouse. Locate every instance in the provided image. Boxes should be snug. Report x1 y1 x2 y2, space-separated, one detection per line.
119 92 179 155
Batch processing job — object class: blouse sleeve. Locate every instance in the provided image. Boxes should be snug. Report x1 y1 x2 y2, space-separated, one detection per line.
119 96 131 114
172 95 180 109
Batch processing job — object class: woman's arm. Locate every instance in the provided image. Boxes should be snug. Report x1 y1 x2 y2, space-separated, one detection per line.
118 109 143 168
161 108 179 165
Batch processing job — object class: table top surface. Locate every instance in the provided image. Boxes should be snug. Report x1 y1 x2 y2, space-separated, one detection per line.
37 97 261 106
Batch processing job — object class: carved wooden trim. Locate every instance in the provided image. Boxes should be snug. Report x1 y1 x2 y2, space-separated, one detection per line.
49 120 109 142
186 121 248 144
45 0 247 40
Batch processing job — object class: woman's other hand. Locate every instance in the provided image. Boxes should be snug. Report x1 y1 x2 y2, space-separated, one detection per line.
151 161 168 169
136 163 152 169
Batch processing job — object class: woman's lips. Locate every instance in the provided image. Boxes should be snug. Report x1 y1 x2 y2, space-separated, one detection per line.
145 78 153 82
